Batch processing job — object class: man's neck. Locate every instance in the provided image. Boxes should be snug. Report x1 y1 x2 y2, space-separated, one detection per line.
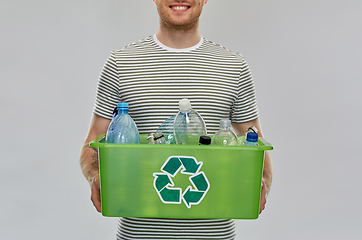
156 25 201 49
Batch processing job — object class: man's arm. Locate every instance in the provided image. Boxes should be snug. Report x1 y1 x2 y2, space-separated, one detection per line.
79 113 111 213
231 118 273 214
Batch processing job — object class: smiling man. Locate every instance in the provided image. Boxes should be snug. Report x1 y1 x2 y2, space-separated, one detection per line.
154 0 207 49
80 0 273 239
156 0 205 32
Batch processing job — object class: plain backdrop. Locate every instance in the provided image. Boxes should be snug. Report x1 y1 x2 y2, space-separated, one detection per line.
1 0 361 239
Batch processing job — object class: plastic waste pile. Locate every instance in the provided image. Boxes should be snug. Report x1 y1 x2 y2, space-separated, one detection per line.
105 99 259 147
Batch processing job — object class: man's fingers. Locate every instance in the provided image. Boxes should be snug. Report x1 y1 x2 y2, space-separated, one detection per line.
259 181 267 214
90 175 102 213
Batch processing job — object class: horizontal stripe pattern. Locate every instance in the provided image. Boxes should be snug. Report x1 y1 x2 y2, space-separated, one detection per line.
117 218 236 240
93 35 258 134
93 35 259 239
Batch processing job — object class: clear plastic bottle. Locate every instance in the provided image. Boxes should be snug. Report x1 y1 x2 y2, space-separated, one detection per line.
154 132 167 144
156 115 176 144
212 119 238 146
106 103 140 144
243 132 259 146
173 98 207 145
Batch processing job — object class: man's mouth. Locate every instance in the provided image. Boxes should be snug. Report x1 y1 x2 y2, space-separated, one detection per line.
170 5 190 11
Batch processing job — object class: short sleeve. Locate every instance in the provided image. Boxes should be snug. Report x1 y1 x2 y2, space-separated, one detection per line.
93 51 120 119
230 57 259 123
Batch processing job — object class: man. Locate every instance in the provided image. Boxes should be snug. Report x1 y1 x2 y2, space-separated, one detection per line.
80 0 273 239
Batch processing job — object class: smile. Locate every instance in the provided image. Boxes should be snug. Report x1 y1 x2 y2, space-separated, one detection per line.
170 5 190 11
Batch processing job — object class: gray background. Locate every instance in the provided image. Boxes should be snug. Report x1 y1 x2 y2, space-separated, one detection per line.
1 0 361 239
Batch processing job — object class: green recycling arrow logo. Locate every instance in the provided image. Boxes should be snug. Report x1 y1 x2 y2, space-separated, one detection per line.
153 156 210 208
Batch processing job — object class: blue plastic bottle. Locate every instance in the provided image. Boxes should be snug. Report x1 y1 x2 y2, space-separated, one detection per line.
106 103 140 144
243 132 259 146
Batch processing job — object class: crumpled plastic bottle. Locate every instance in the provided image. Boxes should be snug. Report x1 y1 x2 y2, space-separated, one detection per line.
156 115 176 144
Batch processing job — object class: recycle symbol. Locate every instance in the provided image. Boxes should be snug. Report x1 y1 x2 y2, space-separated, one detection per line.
153 156 210 208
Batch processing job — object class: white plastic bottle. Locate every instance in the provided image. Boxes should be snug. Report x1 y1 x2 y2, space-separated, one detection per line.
173 98 207 145
212 119 238 146
106 103 140 144
243 132 259 146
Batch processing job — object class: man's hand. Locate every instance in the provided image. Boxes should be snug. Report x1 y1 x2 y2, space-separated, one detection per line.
259 178 268 214
80 114 111 213
90 174 102 213
231 119 273 215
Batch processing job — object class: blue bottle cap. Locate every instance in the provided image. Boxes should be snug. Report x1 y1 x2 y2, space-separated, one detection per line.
246 132 258 142
117 102 129 108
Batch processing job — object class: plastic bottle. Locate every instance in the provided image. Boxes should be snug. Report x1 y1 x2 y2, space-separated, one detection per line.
156 115 176 144
212 119 238 146
106 103 140 144
154 132 167 144
199 136 211 145
246 126 258 135
173 98 207 145
147 133 155 144
243 132 259 146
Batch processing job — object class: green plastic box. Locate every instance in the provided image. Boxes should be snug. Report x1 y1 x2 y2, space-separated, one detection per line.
90 134 273 219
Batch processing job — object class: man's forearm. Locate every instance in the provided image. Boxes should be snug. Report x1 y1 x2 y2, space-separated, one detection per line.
80 143 100 184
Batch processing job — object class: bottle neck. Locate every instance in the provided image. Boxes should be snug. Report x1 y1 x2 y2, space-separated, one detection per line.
220 126 231 131
180 109 191 114
118 107 128 114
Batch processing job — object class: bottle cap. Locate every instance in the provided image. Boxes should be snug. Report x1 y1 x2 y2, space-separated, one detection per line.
179 98 191 112
117 102 129 108
199 136 211 145
219 118 231 128
246 132 258 142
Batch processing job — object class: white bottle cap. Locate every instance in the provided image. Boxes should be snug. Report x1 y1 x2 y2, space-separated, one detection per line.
179 98 191 111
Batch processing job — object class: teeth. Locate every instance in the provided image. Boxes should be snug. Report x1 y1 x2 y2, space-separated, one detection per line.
172 6 188 10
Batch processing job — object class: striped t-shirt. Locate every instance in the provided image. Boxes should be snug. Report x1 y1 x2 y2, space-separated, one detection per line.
93 35 259 239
